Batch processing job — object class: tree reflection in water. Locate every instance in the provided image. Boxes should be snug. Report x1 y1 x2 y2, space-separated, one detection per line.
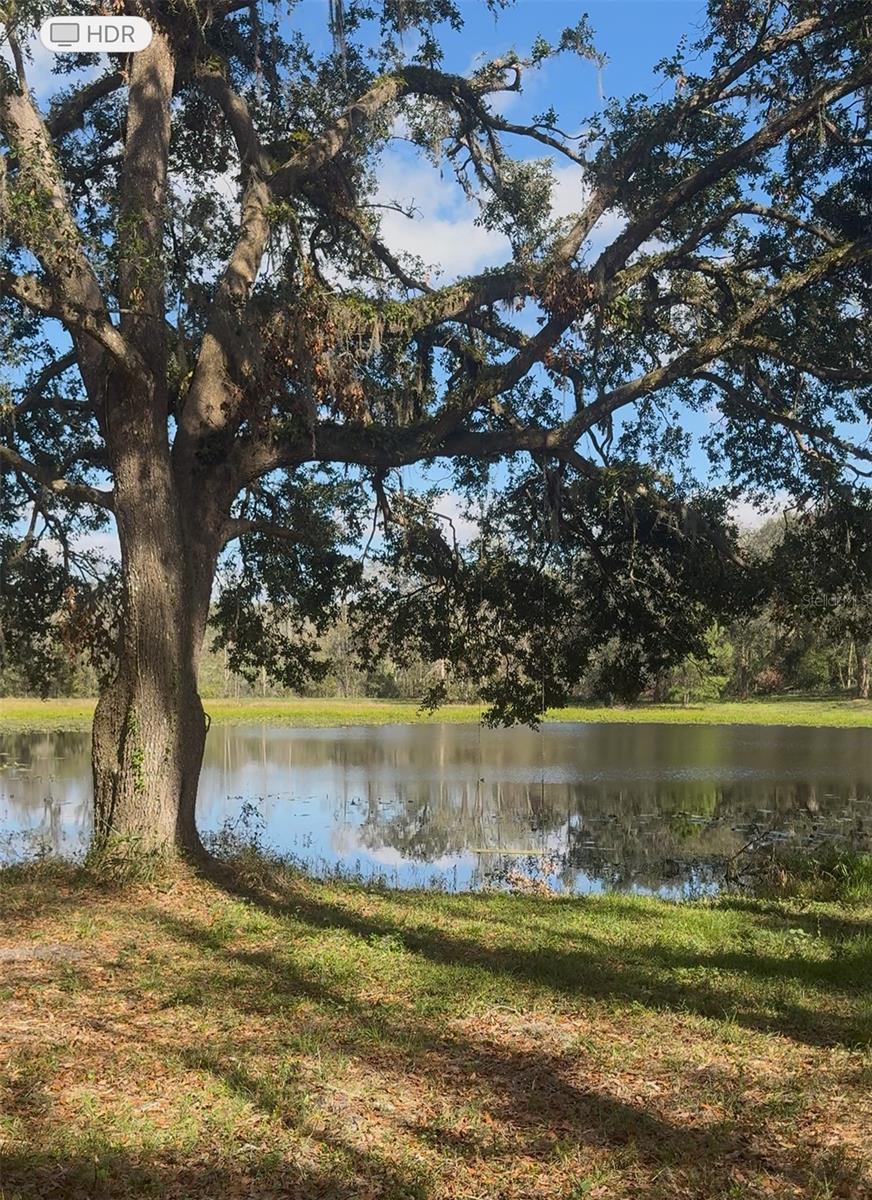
2 723 870 896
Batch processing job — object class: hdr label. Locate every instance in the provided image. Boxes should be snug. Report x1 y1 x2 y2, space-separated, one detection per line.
39 16 153 53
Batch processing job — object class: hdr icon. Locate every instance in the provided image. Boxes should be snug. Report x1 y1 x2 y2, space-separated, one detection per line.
39 16 153 53
82 22 135 45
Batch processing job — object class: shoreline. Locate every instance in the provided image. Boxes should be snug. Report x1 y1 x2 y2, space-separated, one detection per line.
2 695 872 732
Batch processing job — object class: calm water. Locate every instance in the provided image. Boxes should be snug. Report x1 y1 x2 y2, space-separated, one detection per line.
1 722 871 896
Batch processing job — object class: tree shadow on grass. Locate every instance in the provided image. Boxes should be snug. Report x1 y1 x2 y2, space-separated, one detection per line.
0 864 101 929
0 1144 429 1200
200 859 872 1050
122 908 871 1199
0 1019 429 1199
711 894 872 940
4 891 869 1200
149 906 351 1014
173 1030 756 1194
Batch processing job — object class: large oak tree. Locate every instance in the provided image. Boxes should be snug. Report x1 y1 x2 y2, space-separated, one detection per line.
1 0 870 860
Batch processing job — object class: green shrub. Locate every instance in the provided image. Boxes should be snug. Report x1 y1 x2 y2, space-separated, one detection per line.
736 846 872 905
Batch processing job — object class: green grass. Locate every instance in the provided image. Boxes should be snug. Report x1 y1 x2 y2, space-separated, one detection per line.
2 694 871 732
0 858 870 1199
748 846 872 907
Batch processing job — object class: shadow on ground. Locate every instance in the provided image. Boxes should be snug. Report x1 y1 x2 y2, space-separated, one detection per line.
204 859 872 1049
1 858 870 1200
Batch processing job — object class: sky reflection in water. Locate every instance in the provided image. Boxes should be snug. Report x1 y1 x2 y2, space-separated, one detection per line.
1 721 870 897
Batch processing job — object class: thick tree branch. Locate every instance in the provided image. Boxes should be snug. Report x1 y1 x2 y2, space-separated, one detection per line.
552 13 832 266
176 168 273 443
221 516 324 548
0 444 114 510
177 65 279 446
237 235 871 485
0 270 144 373
591 59 872 286
737 337 872 385
568 238 872 439
697 370 872 470
46 71 125 140
270 65 519 197
237 420 563 480
195 66 271 175
14 351 78 417
0 52 138 400
0 83 109 315
118 30 175 353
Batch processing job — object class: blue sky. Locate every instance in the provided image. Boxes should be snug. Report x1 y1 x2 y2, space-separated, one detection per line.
12 1 709 105
288 1 709 96
283 2 714 282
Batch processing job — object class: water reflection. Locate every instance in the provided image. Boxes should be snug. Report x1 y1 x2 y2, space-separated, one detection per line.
1 722 870 896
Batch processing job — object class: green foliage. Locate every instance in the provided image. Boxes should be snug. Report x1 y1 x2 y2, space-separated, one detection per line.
2 0 871 728
0 536 104 696
349 461 751 723
733 846 872 907
793 647 832 692
665 623 733 705
0 534 116 698
211 470 365 692
10 512 872 710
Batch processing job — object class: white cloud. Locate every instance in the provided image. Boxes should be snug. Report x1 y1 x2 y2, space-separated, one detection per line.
373 149 630 283
42 527 120 564
551 163 627 261
374 154 510 280
550 162 586 219
76 528 120 561
486 88 523 119
433 491 479 546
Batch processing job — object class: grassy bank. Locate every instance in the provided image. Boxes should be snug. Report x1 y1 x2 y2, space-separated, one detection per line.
0 860 870 1199
2 694 872 732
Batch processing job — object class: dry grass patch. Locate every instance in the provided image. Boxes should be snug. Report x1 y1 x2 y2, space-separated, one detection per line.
0 863 870 1199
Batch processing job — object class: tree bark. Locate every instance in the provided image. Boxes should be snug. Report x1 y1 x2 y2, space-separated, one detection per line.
90 384 220 860
858 650 870 701
92 653 207 858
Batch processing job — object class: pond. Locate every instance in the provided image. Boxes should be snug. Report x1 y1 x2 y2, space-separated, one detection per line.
1 722 871 897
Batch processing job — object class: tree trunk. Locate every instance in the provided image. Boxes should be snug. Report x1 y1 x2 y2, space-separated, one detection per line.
858 650 870 701
92 653 207 858
90 392 220 861
90 528 210 859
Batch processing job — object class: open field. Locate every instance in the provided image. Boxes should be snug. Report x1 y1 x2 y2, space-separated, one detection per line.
0 860 870 1200
2 695 872 732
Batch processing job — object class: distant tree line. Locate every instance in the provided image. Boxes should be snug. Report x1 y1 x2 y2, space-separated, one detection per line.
3 505 870 705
